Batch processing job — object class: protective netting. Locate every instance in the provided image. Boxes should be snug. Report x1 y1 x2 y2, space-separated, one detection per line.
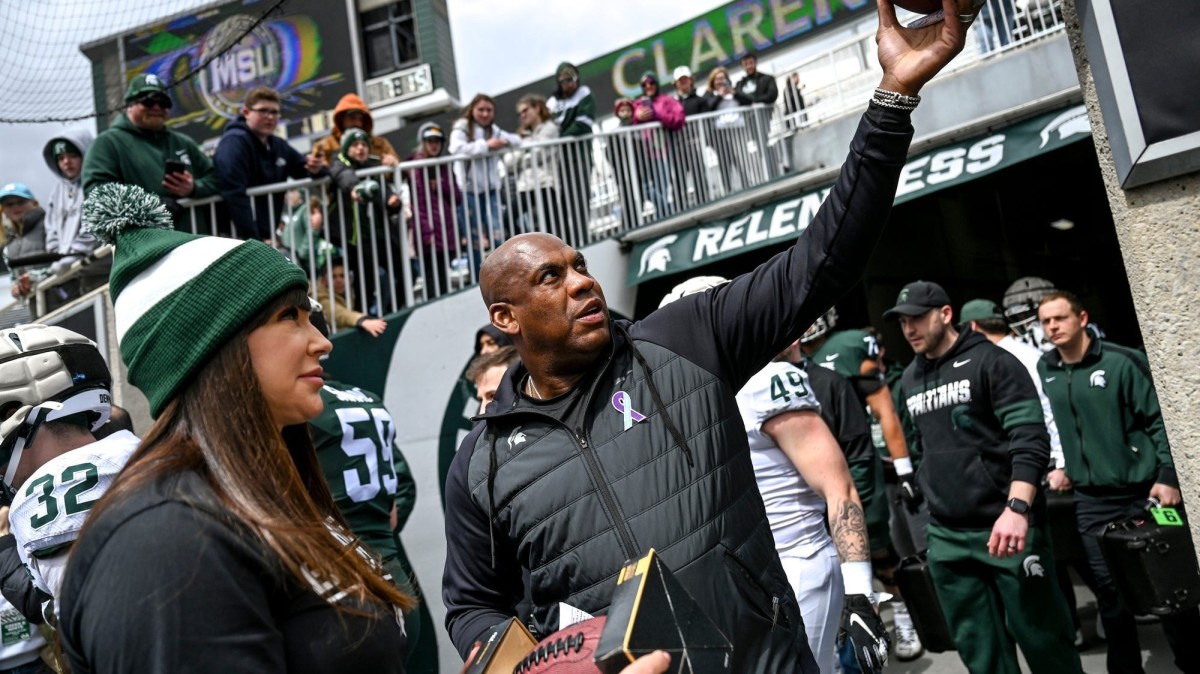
0 0 290 124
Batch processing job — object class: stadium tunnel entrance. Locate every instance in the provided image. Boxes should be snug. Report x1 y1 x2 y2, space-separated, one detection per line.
629 112 1142 363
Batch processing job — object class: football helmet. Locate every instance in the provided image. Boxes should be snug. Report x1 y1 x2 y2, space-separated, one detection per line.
800 307 838 344
0 325 112 503
1002 276 1056 351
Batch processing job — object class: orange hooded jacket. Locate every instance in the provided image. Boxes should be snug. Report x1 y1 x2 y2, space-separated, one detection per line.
310 93 399 165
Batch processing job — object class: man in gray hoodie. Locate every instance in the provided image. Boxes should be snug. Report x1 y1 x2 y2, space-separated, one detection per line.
41 129 109 312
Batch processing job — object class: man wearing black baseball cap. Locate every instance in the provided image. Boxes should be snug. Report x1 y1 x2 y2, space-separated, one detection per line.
885 281 1082 674
82 73 218 217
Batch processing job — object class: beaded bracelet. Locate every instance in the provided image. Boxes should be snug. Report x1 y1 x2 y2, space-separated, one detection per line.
872 88 921 111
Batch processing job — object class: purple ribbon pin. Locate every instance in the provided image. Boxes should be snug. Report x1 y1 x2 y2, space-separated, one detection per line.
611 391 646 430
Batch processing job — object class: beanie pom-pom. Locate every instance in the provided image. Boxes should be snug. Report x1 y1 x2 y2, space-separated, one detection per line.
83 183 174 245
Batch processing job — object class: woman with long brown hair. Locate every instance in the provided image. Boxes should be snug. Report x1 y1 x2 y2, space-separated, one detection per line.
448 93 522 279
57 184 413 673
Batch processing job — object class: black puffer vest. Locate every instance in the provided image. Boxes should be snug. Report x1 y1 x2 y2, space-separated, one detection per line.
466 324 816 672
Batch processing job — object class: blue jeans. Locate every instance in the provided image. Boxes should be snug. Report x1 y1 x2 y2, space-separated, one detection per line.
456 190 501 280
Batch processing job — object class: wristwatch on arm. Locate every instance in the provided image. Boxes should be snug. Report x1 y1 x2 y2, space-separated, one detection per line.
1005 497 1030 515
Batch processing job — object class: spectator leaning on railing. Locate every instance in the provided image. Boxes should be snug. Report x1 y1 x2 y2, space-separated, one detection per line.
510 94 560 234
328 128 403 314
406 122 459 299
632 72 684 218
315 257 388 338
449 94 521 277
82 74 218 221
214 87 326 242
734 51 779 106
547 62 596 229
41 129 110 312
672 66 715 206
1 184 48 311
607 98 643 227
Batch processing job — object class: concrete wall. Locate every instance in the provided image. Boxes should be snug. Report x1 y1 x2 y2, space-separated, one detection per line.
1062 0 1200 558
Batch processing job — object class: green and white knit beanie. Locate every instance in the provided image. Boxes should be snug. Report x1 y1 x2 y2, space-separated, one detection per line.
341 128 370 156
84 183 308 417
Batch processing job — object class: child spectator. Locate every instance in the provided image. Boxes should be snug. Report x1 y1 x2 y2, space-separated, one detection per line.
406 122 459 299
214 87 325 241
328 128 402 315
281 193 333 272
631 73 684 218
315 257 388 337
607 98 643 227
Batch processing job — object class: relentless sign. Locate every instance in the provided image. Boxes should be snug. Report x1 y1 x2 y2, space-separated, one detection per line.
629 105 1093 283
121 0 355 147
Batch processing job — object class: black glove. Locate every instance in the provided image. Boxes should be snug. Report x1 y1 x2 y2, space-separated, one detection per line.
897 473 924 513
838 594 889 674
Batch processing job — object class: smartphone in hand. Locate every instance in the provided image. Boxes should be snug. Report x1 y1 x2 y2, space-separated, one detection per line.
164 159 188 175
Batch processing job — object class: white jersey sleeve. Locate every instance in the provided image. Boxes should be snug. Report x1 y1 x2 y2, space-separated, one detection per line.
736 362 831 560
9 430 140 597
738 361 821 442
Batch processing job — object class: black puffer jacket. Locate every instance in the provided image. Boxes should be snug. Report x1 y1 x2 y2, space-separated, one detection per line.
443 104 916 672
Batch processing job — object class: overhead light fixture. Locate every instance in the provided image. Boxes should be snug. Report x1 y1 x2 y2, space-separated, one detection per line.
1049 218 1075 231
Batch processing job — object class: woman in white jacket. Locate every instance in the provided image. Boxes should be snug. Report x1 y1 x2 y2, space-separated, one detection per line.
449 94 521 277
509 94 559 235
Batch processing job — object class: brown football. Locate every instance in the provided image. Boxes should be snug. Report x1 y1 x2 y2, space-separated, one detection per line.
513 616 607 674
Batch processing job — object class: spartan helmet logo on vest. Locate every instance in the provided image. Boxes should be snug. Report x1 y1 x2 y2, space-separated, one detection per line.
508 426 527 449
1089 370 1107 388
1022 555 1045 578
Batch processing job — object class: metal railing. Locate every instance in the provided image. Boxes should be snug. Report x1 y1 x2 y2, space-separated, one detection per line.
163 104 784 330
771 0 1066 133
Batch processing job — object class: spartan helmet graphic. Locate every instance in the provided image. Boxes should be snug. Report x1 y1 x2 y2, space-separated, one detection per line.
1003 276 1056 352
507 426 527 449
1022 555 1045 578
800 308 838 344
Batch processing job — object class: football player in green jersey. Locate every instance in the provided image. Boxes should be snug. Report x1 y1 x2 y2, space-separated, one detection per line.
308 306 438 671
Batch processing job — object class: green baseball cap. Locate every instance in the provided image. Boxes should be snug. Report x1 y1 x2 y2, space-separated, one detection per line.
959 299 1004 323
124 73 171 103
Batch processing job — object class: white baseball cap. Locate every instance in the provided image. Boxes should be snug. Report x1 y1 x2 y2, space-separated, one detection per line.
672 66 693 81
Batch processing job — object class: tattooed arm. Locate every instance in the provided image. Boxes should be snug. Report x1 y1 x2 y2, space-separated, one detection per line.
763 407 888 673
762 409 869 563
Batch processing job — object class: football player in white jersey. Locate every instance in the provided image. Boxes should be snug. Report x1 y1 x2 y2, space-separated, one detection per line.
0 325 138 625
661 278 888 674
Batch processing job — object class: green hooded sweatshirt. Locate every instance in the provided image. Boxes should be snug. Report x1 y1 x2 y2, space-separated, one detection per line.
83 113 218 202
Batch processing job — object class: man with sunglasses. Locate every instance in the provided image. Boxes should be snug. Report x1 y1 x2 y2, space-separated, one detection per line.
0 325 138 626
82 73 218 221
214 87 327 242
